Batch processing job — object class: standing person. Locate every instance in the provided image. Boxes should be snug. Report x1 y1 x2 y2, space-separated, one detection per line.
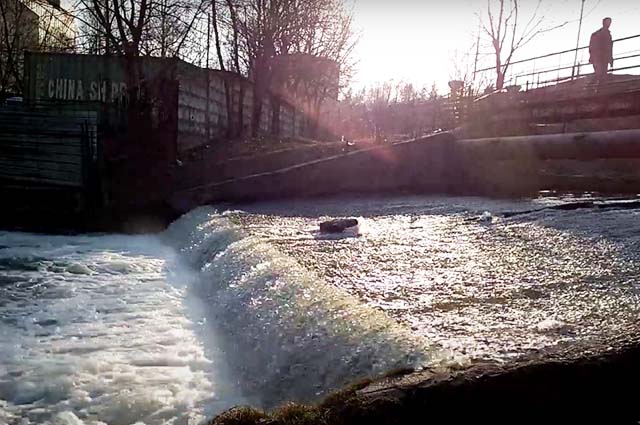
589 17 614 84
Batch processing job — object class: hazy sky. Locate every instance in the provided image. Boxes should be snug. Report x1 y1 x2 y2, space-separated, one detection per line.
351 0 640 92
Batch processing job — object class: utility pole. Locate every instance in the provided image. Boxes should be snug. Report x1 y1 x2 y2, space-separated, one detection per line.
572 0 586 79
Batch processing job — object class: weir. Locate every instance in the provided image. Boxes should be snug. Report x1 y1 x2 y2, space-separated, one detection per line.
170 129 640 212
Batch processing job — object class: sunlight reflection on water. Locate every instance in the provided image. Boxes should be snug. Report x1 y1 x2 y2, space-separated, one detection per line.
238 196 640 362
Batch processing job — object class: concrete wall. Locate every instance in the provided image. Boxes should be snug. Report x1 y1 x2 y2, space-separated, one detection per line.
169 129 640 213
466 82 640 138
169 132 459 210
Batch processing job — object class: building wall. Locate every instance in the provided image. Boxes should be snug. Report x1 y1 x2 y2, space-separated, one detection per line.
0 0 75 96
22 0 75 49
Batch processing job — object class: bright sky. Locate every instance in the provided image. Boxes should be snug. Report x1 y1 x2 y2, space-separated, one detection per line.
351 0 640 93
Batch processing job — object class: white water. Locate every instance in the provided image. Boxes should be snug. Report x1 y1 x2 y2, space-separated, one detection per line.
0 231 244 424
5 195 639 423
165 208 453 407
0 205 450 424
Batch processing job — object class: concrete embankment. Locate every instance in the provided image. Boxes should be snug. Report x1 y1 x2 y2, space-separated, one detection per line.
350 338 640 423
172 129 640 212
212 336 640 424
170 132 459 210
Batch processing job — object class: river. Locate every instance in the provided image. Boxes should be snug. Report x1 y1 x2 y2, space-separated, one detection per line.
1 195 639 424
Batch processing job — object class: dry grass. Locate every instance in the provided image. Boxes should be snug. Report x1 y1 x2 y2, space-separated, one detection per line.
210 406 269 425
211 377 392 425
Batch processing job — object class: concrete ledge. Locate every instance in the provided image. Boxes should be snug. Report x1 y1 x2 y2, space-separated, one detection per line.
170 132 461 210
171 130 640 213
458 129 640 161
349 338 640 423
211 337 640 424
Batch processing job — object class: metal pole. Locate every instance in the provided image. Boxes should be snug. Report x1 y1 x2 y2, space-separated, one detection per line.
206 10 211 143
572 0 586 79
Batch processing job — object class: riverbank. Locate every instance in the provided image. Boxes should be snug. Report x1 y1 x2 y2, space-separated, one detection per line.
0 136 369 234
4 127 640 234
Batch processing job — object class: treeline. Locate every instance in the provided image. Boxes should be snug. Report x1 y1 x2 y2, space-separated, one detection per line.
326 80 457 142
2 0 356 137
75 0 356 135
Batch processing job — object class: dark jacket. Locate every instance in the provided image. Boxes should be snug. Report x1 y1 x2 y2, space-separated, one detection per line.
589 27 613 64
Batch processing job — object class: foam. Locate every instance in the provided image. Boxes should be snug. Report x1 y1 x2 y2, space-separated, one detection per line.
0 230 243 424
168 207 454 407
0 205 463 421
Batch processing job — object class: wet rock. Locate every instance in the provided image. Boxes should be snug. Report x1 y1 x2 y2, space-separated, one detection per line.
350 337 640 424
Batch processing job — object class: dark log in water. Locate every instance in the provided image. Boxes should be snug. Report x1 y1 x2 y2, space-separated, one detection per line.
319 218 359 233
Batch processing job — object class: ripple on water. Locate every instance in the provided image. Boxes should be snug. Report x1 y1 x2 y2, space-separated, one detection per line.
238 196 640 361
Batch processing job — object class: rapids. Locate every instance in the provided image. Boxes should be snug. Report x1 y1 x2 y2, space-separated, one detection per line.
2 195 640 424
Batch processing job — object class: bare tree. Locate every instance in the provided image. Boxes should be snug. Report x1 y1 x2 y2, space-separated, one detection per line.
1 0 33 96
76 0 209 87
209 0 356 136
481 0 566 90
83 0 150 58
449 46 490 97
366 81 393 142
271 1 357 136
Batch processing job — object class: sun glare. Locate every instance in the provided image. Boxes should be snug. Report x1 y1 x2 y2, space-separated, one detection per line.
352 0 639 93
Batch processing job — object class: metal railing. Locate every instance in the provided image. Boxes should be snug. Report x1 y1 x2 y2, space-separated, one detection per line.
475 33 640 91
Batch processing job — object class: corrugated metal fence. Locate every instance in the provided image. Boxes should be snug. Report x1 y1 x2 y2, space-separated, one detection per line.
0 102 100 216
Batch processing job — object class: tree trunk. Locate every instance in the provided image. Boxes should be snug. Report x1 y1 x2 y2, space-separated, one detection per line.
211 0 225 71
224 0 241 73
252 75 266 137
495 53 503 90
497 71 505 91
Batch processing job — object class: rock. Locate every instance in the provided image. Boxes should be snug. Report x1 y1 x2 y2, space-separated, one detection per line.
319 218 358 233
